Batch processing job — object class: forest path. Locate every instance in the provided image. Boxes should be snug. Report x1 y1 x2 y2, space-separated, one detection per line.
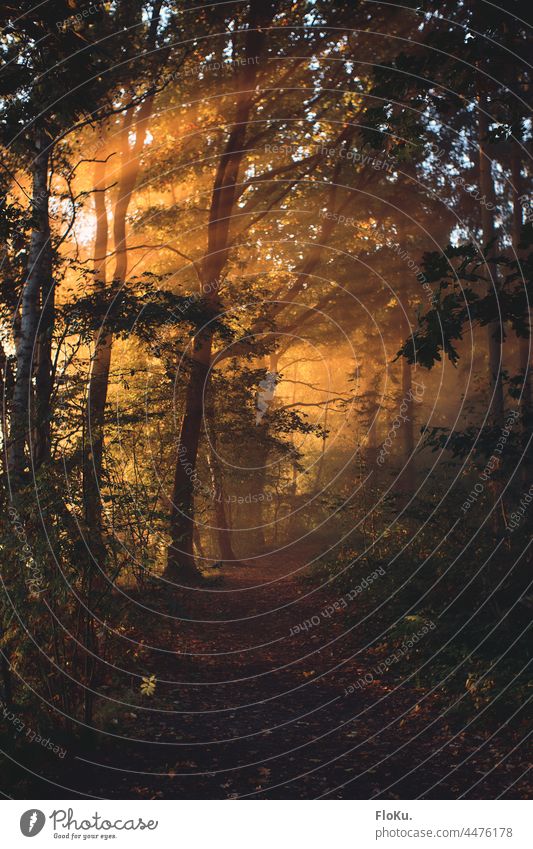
27 547 531 799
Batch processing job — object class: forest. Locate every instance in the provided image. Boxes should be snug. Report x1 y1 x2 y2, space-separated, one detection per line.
0 0 531 800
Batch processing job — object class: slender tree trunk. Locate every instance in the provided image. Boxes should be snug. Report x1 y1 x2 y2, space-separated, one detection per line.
396 217 415 498
478 92 506 543
1 649 12 707
204 388 238 563
252 428 269 551
83 144 111 548
84 98 154 555
478 98 505 428
166 353 212 582
83 3 160 554
7 136 52 712
365 375 381 470
366 408 378 468
253 353 279 548
0 343 14 477
399 318 415 498
165 0 274 581
34 230 54 467
8 131 51 487
207 438 239 564
510 150 531 480
83 573 96 726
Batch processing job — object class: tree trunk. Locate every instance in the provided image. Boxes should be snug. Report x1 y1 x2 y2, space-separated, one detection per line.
165 0 274 581
0 343 14 479
366 410 378 468
365 380 380 469
399 318 415 498
395 217 415 499
253 352 279 548
34 224 55 467
167 354 211 582
84 98 154 556
1 649 12 707
83 145 111 549
207 439 239 564
510 150 531 480
8 131 51 487
478 98 505 428
478 92 505 540
83 3 160 555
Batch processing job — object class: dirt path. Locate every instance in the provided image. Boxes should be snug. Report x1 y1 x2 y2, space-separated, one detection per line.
17 551 531 799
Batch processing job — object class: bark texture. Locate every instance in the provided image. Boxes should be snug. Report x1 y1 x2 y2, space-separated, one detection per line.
8 131 52 487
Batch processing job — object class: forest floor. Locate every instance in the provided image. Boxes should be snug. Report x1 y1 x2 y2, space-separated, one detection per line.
8 547 532 799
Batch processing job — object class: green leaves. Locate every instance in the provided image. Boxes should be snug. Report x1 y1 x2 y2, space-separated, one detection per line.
397 240 532 369
61 277 230 344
